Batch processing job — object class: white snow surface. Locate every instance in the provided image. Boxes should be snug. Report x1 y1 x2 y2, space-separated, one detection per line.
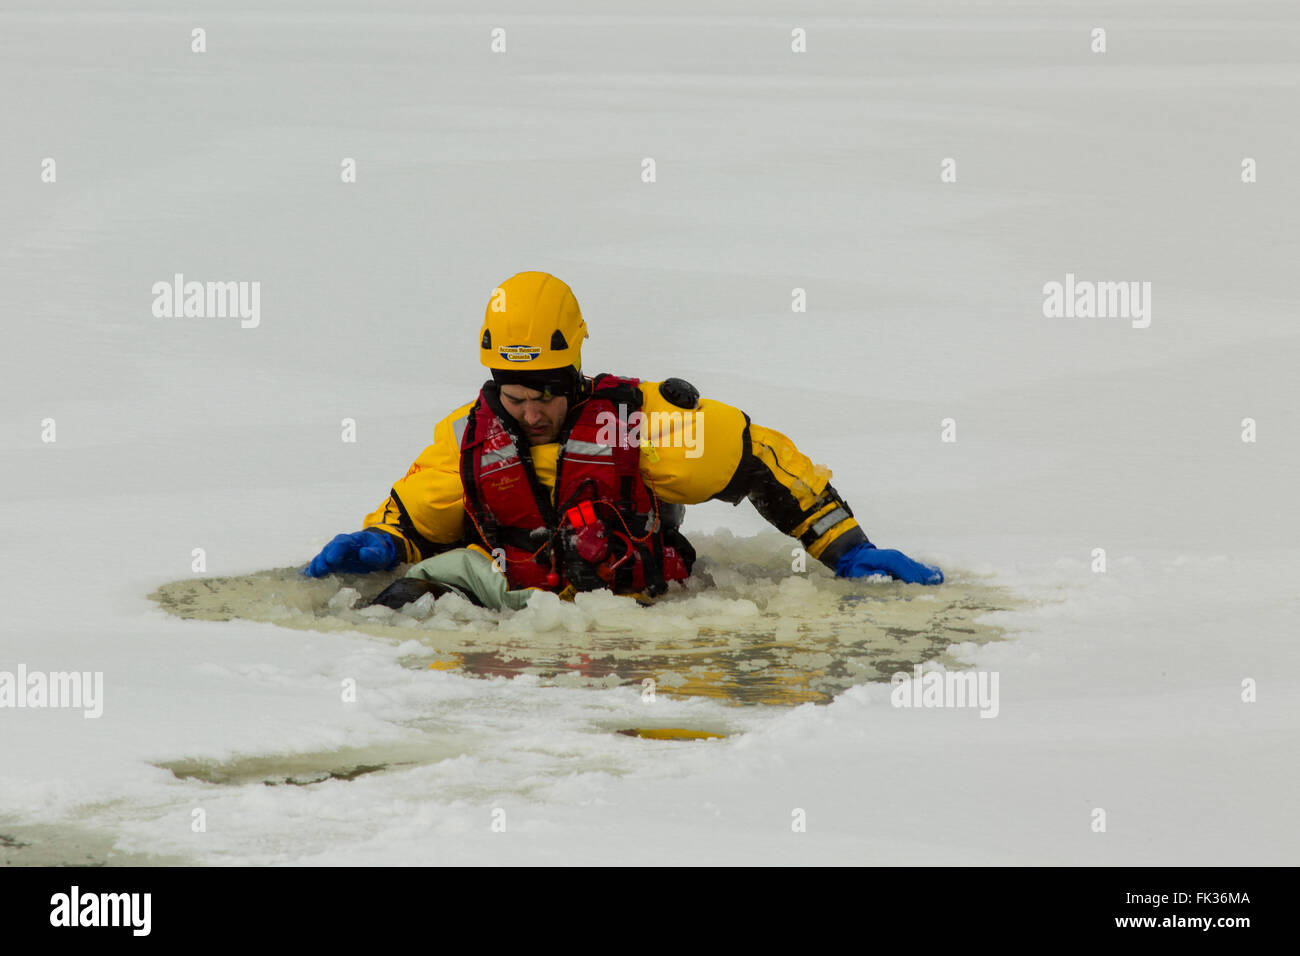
2 0 1297 865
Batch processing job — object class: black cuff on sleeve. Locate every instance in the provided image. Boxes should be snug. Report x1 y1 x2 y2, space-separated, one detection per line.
816 524 870 571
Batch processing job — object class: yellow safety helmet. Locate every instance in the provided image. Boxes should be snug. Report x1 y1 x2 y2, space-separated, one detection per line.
479 272 589 372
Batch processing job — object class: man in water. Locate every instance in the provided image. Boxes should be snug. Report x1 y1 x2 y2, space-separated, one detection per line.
305 272 941 608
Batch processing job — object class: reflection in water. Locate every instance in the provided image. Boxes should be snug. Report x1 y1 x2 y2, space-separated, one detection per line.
151 543 1022 708
417 590 1015 706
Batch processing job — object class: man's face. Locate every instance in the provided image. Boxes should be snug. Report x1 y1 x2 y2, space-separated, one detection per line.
499 384 568 445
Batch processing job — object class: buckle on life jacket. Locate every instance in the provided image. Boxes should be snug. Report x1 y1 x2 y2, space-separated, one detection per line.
565 501 598 528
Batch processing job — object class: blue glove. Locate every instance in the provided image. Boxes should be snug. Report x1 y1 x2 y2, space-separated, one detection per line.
835 543 943 585
304 530 399 577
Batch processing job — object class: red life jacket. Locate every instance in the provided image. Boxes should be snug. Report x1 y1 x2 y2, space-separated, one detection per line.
459 374 694 597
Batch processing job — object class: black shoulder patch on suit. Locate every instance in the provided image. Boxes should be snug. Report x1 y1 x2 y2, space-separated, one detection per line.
711 413 754 505
659 378 700 409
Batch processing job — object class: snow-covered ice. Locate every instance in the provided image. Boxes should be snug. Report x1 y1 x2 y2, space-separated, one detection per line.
1 0 1297 865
